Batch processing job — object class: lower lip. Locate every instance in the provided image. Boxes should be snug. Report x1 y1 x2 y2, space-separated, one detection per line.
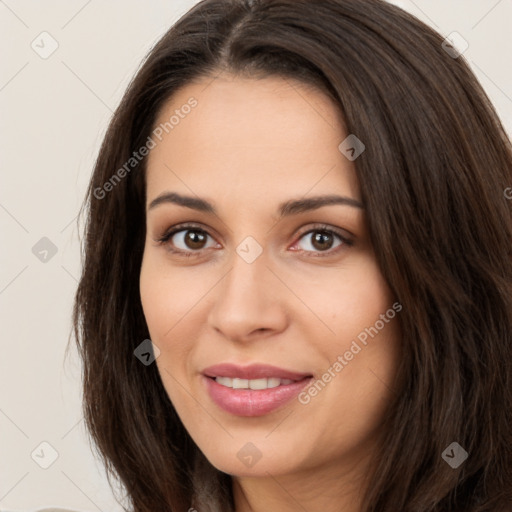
203 376 312 417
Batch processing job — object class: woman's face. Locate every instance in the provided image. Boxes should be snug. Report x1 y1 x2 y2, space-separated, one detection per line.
140 74 402 480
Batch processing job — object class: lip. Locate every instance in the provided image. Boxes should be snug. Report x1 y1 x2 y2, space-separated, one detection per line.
202 363 313 417
202 363 312 381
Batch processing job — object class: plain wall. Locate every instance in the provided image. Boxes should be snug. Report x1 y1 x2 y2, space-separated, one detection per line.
1 1 511 510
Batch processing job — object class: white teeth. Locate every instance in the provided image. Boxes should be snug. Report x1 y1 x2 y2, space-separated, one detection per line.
214 376 296 389
249 378 268 390
232 378 249 389
266 378 281 389
215 376 232 387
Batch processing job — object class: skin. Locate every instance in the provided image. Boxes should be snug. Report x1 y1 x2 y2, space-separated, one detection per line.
139 73 402 512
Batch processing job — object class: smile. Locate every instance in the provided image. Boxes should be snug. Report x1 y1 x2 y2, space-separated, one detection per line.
202 363 313 416
214 377 295 389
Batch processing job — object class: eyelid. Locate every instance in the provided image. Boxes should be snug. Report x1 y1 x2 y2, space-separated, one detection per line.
289 223 354 256
293 223 354 243
154 222 219 255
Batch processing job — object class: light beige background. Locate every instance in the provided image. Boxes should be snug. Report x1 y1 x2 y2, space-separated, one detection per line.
1 1 511 510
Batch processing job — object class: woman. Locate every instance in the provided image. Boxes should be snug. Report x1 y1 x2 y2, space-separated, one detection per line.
73 0 512 510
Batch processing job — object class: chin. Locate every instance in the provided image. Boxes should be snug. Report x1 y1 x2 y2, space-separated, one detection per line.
197 437 309 478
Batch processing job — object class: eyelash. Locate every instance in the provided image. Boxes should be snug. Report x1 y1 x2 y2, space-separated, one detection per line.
155 222 354 258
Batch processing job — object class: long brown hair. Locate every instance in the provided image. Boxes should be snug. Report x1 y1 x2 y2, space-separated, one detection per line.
72 0 512 510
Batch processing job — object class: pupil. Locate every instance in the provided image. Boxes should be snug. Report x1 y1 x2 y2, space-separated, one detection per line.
313 231 332 250
183 230 334 251
186 230 206 249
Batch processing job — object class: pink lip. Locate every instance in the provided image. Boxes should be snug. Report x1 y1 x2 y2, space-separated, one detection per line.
202 363 313 417
202 363 311 381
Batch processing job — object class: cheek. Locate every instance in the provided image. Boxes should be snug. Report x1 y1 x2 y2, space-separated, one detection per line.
139 251 206 339
139 252 212 386
288 252 395 339
293 255 401 413
140 257 187 379
139 261 194 414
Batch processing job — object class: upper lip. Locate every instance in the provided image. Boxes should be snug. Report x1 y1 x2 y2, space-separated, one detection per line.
202 363 312 381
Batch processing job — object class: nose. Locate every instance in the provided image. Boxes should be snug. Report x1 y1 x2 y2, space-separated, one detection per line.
207 248 288 343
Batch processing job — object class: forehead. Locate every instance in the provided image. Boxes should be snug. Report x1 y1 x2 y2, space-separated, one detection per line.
145 74 360 207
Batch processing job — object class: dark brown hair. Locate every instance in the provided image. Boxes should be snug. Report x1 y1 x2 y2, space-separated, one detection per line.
72 0 512 510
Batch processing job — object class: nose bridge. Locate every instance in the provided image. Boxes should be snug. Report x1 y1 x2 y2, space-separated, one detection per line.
207 240 286 340
219 243 271 314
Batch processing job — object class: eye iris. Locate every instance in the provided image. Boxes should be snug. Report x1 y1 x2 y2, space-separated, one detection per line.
175 229 338 252
185 230 207 249
311 231 333 251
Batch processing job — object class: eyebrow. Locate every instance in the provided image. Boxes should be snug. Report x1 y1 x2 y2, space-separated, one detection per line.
148 191 364 217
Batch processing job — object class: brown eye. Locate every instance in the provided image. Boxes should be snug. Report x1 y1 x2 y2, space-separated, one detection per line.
310 231 335 251
181 230 208 250
158 225 217 255
294 226 352 256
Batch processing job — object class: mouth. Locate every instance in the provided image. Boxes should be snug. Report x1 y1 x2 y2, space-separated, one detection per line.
211 376 297 389
202 362 312 381
202 363 314 417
